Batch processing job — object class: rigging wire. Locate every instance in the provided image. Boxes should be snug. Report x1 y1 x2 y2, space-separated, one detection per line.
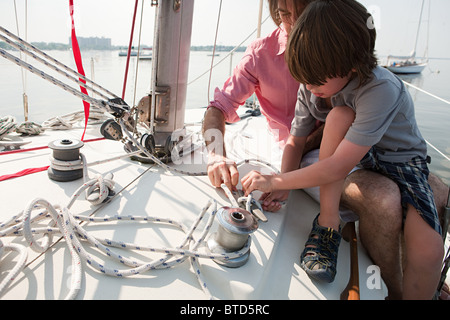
122 0 140 100
132 0 146 110
402 80 450 162
1 3 449 300
188 14 271 87
0 26 119 100
0 27 127 118
13 0 29 121
207 0 223 105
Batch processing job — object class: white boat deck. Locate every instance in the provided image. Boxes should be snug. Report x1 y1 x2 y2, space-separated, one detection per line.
1 111 390 300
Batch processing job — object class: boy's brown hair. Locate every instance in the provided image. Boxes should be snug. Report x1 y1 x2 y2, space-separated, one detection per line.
268 0 315 27
286 0 377 87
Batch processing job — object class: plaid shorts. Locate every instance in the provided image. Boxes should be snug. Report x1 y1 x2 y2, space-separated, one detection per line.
359 147 442 235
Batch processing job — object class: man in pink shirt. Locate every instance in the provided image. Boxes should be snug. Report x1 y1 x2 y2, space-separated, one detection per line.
202 0 320 212
210 25 298 148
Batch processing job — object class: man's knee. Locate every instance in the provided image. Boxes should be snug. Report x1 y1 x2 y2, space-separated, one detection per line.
342 169 402 215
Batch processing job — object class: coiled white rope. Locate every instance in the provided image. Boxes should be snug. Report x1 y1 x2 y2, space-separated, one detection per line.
14 121 44 135
0 239 28 296
42 107 109 131
0 149 265 299
0 183 252 299
1 116 45 139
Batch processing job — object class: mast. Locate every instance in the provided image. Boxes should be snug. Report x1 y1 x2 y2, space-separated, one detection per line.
411 0 425 58
148 0 195 147
257 0 263 38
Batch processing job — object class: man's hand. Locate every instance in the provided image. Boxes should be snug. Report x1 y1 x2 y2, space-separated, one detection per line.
207 154 239 191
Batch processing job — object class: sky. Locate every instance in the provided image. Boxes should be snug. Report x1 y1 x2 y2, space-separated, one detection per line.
1 0 450 58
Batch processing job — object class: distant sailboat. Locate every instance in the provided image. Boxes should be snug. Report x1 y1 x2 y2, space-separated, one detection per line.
385 0 428 74
138 47 152 60
119 46 138 57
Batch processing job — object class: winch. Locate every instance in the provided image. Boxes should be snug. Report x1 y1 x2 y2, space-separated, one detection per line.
47 139 84 182
207 206 258 268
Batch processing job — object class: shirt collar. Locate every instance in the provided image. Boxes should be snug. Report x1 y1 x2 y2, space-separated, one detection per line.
331 75 360 106
277 27 288 56
308 91 329 112
307 75 358 109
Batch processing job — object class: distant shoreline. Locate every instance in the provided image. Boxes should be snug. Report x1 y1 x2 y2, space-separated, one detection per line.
0 41 246 53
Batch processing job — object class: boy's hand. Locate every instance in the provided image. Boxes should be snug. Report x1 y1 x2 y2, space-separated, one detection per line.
241 170 274 196
259 190 289 212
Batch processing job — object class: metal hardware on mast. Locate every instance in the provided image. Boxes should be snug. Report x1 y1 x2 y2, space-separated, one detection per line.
143 0 194 149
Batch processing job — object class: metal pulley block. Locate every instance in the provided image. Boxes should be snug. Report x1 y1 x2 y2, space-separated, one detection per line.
141 133 156 155
207 206 258 268
104 97 130 118
127 133 174 164
100 119 123 141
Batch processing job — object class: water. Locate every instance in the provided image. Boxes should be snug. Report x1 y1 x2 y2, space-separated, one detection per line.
0 49 242 120
0 50 449 184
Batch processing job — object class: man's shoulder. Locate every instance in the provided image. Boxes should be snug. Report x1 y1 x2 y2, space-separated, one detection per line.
246 28 284 53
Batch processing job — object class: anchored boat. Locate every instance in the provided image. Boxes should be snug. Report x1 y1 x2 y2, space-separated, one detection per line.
384 0 429 74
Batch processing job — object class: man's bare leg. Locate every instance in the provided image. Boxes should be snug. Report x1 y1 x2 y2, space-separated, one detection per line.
342 170 404 299
403 204 443 299
342 170 449 299
428 173 449 232
428 174 450 300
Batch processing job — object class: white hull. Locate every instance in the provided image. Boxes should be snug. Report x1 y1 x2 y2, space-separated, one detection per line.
138 54 152 60
386 63 427 74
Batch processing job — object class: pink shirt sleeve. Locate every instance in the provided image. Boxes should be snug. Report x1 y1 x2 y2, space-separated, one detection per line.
209 28 299 147
210 46 259 124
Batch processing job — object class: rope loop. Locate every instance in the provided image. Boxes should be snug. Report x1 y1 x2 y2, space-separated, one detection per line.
0 116 17 139
15 122 45 135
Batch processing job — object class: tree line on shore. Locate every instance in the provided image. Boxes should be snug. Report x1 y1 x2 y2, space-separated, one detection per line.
0 41 246 52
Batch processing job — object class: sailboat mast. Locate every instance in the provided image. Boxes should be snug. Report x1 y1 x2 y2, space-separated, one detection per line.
257 0 263 38
412 0 425 58
149 0 194 146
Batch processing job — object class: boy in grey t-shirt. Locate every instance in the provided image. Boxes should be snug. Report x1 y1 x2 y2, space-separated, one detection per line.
241 0 443 299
